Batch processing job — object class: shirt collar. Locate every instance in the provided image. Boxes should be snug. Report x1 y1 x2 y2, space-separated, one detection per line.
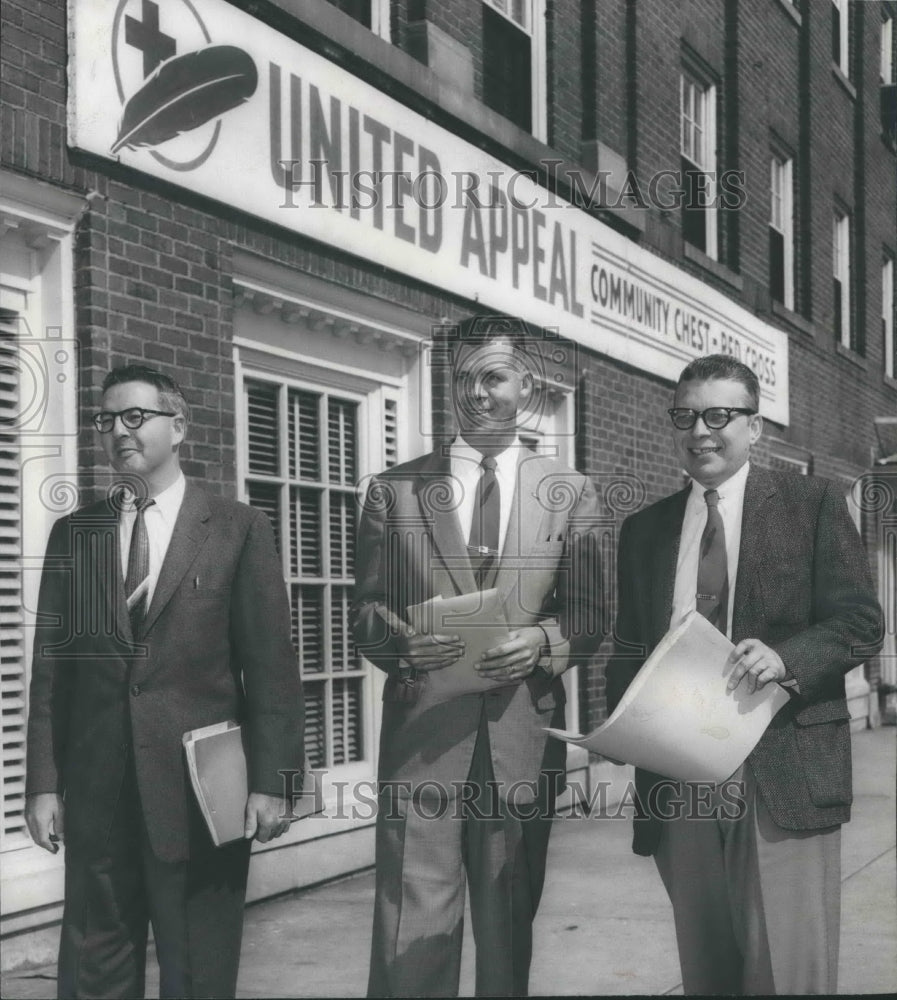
451 436 521 480
688 460 750 508
121 472 186 520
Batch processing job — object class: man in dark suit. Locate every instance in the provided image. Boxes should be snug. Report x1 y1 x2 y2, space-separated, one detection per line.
352 317 602 997
25 364 304 999
606 354 882 995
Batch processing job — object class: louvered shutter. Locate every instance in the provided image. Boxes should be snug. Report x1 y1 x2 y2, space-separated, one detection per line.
0 313 28 850
383 397 398 468
243 374 365 771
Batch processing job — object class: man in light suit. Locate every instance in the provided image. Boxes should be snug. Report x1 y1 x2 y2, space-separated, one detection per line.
25 364 304 999
605 354 882 995
352 316 602 997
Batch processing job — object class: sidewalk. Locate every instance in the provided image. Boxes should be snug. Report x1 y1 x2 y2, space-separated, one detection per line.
3 727 894 998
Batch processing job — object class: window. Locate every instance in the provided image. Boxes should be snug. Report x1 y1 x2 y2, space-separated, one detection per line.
885 255 895 378
481 0 547 140
833 210 851 348
243 378 370 770
324 0 391 41
680 72 718 259
881 10 893 83
832 0 849 75
769 156 794 310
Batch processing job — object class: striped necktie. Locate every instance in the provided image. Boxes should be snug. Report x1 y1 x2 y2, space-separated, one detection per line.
125 497 155 636
696 488 728 633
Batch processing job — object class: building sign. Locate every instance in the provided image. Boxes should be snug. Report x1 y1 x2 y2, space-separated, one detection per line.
69 0 789 423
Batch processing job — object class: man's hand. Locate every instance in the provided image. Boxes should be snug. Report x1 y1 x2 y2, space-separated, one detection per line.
475 626 545 681
727 639 787 695
244 792 293 843
395 629 465 672
25 793 64 854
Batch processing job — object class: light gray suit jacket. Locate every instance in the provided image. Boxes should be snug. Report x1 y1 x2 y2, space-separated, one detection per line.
352 447 603 799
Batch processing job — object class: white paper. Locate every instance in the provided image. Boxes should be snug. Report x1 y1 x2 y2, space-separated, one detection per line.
547 611 791 782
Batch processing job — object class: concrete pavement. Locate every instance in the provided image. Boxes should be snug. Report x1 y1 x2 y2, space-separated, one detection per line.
3 727 894 997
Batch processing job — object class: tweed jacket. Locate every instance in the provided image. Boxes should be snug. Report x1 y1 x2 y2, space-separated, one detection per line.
351 446 603 798
26 483 304 863
605 467 882 856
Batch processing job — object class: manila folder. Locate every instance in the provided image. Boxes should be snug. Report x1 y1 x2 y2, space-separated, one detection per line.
406 589 514 703
546 611 791 783
183 721 321 847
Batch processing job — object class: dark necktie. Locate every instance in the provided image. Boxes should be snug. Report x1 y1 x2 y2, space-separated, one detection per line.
696 489 728 634
468 455 500 587
125 497 155 636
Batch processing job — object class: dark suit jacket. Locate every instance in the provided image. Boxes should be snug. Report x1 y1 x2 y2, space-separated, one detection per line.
605 467 882 856
26 483 304 863
351 448 603 797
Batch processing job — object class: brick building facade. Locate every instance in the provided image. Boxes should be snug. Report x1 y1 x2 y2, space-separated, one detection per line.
2 0 894 960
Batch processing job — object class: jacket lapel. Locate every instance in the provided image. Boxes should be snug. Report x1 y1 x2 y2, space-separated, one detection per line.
650 488 689 644
77 497 132 647
140 483 210 637
491 451 545 597
731 467 777 639
413 449 477 596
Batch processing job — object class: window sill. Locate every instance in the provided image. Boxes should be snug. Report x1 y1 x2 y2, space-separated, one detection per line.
775 0 801 28
836 341 867 370
771 300 815 337
832 64 857 100
683 243 744 291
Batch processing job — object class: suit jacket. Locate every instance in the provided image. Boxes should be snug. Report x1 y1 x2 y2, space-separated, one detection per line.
26 483 304 863
351 447 603 799
605 467 883 856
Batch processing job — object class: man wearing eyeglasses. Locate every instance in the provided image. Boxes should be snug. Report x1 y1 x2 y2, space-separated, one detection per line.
353 316 602 997
605 354 882 995
25 364 304 999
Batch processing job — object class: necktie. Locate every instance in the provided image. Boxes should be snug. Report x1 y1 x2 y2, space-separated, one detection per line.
696 489 728 634
468 455 500 587
125 498 155 636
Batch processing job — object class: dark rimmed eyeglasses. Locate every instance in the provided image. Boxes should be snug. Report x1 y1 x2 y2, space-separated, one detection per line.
92 407 177 433
667 407 757 430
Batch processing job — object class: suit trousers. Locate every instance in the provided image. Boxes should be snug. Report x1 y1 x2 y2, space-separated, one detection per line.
57 759 251 999
367 709 555 998
653 764 841 995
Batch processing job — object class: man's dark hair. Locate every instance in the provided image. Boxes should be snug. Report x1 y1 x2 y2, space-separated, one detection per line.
676 354 760 411
102 364 191 421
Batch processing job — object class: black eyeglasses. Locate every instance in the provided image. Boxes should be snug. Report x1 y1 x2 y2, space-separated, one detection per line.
93 408 177 433
667 407 757 430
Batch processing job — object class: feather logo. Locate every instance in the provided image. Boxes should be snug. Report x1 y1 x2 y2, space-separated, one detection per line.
112 45 257 155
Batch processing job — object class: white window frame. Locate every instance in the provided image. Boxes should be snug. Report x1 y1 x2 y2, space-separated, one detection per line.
680 72 718 260
883 11 894 84
885 255 895 378
0 170 81 928
371 0 391 42
770 155 795 311
482 0 548 142
833 210 851 347
833 0 849 75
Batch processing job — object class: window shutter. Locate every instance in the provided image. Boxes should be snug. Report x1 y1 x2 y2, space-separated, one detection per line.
243 370 366 772
383 397 398 468
0 315 28 850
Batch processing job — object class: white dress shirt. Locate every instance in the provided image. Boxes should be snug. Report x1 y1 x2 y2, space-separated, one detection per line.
449 437 522 557
118 472 186 610
670 461 750 639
